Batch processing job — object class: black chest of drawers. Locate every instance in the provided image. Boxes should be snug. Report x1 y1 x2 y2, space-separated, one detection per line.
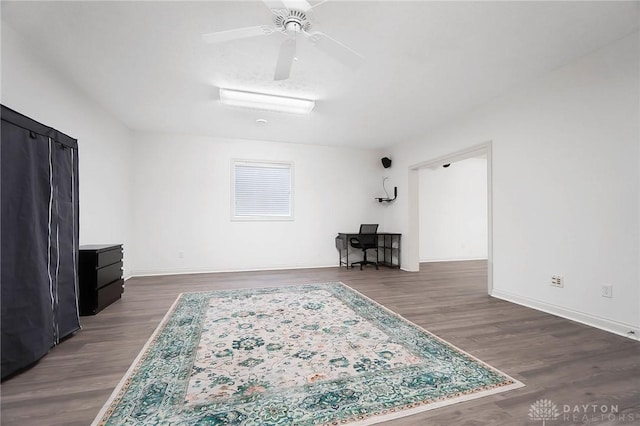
79 244 124 315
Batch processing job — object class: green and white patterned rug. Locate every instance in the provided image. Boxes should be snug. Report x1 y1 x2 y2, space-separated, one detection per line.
93 283 523 425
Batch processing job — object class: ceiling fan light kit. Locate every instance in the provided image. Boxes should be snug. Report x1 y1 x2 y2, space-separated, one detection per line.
219 88 315 114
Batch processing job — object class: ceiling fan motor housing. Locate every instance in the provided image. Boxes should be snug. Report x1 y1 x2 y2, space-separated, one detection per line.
274 9 312 33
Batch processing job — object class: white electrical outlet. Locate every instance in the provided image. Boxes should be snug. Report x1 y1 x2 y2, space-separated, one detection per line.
601 285 613 298
551 275 564 288
178 251 184 259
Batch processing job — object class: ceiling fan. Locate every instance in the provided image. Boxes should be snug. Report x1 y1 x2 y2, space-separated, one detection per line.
202 0 364 81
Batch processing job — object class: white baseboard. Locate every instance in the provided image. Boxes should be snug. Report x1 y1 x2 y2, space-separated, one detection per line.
129 264 338 278
400 258 488 272
491 289 640 341
420 257 488 263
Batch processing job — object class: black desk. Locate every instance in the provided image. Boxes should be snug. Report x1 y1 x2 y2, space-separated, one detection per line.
336 233 401 269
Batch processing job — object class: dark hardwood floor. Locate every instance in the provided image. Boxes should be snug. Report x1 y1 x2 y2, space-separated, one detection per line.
1 261 639 425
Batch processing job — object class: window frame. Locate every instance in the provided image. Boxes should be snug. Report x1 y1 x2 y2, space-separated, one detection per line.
230 159 294 222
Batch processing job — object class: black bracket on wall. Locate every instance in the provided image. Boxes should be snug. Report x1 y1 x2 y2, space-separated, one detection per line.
376 186 397 203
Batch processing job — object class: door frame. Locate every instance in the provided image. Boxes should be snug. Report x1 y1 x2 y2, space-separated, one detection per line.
407 141 493 294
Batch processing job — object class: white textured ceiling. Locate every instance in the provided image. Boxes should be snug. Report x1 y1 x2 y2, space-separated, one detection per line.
2 1 638 149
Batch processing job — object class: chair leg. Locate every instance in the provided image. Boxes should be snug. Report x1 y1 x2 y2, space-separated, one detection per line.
351 249 379 270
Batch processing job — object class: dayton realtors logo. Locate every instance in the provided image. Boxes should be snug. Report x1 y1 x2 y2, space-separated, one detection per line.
529 399 639 424
529 399 560 425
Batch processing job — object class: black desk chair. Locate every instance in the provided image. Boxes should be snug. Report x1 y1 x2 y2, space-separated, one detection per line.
350 224 379 270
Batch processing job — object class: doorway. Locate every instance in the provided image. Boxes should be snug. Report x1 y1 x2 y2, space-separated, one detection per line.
407 142 493 294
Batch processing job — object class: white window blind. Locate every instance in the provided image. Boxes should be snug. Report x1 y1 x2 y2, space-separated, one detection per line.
232 161 293 220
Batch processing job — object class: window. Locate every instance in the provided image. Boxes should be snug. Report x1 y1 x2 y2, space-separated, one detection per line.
232 160 293 220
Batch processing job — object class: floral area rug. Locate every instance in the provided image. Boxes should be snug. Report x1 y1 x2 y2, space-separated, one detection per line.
93 283 524 425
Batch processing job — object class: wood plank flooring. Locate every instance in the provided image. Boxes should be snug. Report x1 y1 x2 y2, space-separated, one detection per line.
2 261 639 425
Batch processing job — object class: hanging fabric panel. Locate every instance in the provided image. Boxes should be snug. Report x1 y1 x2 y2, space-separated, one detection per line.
1 105 80 379
52 135 81 339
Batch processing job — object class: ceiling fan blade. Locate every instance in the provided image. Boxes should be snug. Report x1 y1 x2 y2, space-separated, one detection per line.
274 37 296 81
281 0 313 11
261 0 288 12
264 0 322 12
307 31 364 69
202 26 273 44
306 0 329 8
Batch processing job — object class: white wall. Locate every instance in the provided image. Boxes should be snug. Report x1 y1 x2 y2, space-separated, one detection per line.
130 131 384 275
385 33 640 337
1 24 134 277
419 157 487 262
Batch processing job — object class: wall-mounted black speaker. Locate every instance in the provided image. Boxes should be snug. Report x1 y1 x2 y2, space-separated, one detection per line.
381 157 392 168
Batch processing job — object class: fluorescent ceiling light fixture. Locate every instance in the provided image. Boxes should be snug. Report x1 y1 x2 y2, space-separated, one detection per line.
219 88 315 114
